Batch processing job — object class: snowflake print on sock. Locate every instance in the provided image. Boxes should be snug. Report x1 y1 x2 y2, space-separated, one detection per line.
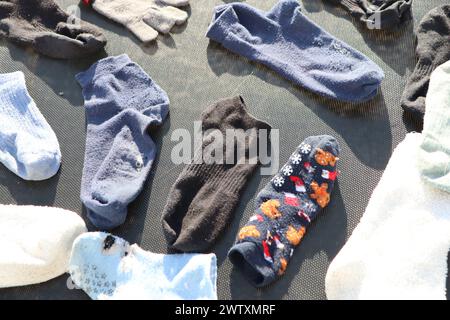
282 165 293 176
290 153 302 164
299 143 312 154
273 176 285 187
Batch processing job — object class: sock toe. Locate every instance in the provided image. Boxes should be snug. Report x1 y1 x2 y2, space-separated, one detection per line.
17 149 61 181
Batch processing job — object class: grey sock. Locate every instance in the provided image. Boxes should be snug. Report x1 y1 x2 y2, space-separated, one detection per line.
76 54 169 230
0 0 106 59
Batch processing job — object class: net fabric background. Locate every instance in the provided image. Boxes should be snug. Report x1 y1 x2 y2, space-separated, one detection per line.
0 0 448 300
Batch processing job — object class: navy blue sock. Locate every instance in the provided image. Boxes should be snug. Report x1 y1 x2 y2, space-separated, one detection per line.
206 0 384 102
76 54 169 230
228 135 340 287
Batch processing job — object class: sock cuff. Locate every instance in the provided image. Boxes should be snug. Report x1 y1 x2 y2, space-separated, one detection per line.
339 0 364 14
0 71 25 87
76 54 132 89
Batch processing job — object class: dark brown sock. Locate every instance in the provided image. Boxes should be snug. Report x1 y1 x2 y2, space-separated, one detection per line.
161 96 271 253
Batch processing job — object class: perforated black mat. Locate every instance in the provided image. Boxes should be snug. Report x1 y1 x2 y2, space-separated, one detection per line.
0 0 447 300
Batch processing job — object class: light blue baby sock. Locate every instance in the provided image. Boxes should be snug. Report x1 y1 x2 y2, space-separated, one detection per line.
0 72 61 181
68 232 217 300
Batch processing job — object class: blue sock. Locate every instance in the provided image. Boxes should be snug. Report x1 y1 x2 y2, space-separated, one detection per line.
206 0 384 102
229 135 340 287
76 54 169 230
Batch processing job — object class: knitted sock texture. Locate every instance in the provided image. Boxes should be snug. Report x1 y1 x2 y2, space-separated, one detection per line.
325 0 413 30
162 96 271 253
401 5 450 124
206 0 384 102
68 232 217 300
418 61 450 193
0 205 86 288
76 54 169 230
0 71 61 181
229 135 340 287
0 0 106 59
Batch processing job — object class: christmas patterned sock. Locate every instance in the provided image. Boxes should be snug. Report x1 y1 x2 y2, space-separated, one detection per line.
228 135 340 287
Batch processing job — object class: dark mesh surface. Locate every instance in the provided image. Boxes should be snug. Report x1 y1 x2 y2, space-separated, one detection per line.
0 0 447 300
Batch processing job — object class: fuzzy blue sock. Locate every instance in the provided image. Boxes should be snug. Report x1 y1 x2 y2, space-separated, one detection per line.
206 0 384 102
76 54 169 230
229 135 340 287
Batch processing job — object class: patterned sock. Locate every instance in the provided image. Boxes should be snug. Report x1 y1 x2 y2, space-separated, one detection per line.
0 72 61 181
76 54 169 230
229 135 340 287
206 0 384 102
161 96 271 253
68 232 217 300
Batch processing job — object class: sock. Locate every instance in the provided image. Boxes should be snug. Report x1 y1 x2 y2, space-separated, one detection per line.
326 133 450 300
91 0 189 43
0 72 61 181
206 0 384 102
228 135 340 287
161 96 271 253
0 205 86 288
76 54 169 230
68 232 217 300
324 0 412 30
418 61 450 193
0 0 106 59
401 5 450 124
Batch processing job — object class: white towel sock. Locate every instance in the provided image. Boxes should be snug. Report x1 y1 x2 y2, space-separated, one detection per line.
68 232 217 300
0 72 61 181
0 205 86 288
325 133 450 300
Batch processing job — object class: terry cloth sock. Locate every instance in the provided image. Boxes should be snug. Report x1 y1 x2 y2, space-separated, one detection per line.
0 72 61 181
206 0 384 102
324 0 412 30
0 0 106 59
401 5 450 123
89 0 189 43
326 133 450 300
418 61 450 193
229 135 340 287
68 232 217 300
161 96 272 253
0 205 86 288
76 54 169 230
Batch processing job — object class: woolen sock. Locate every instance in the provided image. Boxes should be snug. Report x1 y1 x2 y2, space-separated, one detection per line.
161 96 271 253
0 205 86 288
326 133 450 300
0 72 61 181
90 0 189 43
206 0 384 102
0 0 106 59
76 54 169 230
418 61 450 193
228 135 340 287
401 5 450 124
68 232 217 300
324 0 413 30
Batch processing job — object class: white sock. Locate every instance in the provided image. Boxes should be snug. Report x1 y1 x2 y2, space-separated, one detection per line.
419 60 450 192
68 232 217 300
0 205 86 288
0 72 61 181
325 133 450 300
